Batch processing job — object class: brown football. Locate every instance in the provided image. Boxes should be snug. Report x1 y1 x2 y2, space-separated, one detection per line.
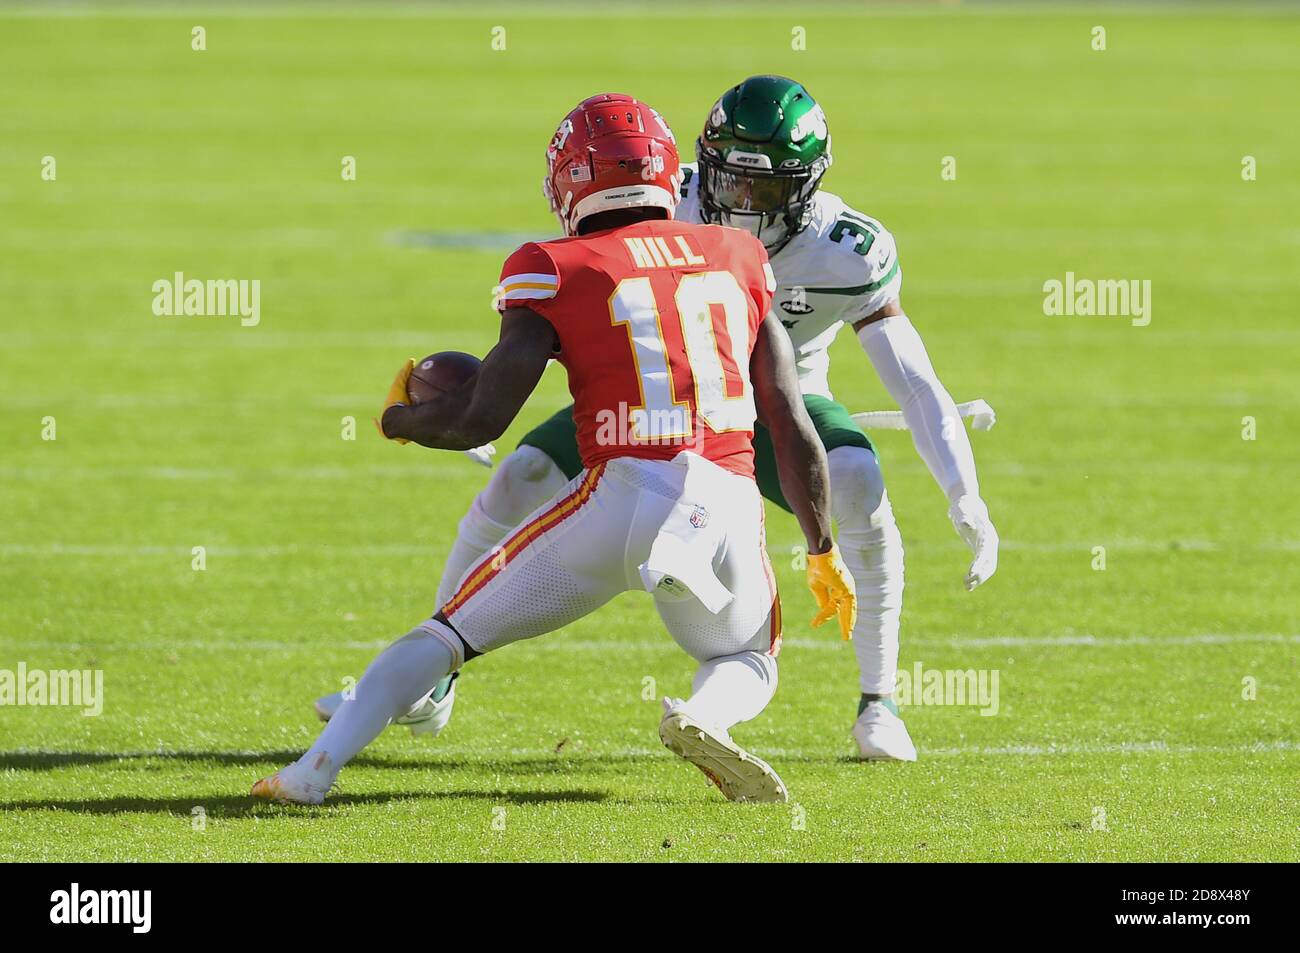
407 351 482 404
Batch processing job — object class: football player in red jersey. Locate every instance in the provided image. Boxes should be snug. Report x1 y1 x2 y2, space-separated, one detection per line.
253 94 855 805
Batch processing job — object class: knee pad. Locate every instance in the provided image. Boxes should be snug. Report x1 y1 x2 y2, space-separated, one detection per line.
827 445 887 529
826 445 904 601
479 445 567 527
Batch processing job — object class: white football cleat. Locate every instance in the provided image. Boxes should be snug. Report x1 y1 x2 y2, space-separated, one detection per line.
314 674 457 739
658 698 788 804
251 752 335 805
852 701 918 762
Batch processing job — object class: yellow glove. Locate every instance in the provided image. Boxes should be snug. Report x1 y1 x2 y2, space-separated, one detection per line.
374 358 416 445
806 544 857 640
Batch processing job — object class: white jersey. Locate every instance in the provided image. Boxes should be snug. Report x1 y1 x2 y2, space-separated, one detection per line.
678 163 902 400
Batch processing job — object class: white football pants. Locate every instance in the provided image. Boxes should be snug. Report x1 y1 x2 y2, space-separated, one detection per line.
438 442 904 695
437 451 782 663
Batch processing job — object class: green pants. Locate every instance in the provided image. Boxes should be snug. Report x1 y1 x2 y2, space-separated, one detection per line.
518 395 876 513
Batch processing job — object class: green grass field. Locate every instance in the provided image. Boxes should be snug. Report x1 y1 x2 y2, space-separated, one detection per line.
1 1 1297 862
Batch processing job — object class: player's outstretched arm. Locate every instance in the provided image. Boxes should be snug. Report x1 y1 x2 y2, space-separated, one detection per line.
382 307 556 451
854 300 999 590
752 312 857 640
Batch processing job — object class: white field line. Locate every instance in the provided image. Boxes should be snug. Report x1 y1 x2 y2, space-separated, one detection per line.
3 539 1299 559
0 460 1288 482
0 543 444 557
5 3 1294 20
0 465 462 481
0 331 494 351
2 633 1297 654
2 741 1293 766
725 740 1300 759
917 740 1300 758
1 393 1295 411
1000 539 1300 553
7 328 1300 351
0 395 380 409
638 741 1300 759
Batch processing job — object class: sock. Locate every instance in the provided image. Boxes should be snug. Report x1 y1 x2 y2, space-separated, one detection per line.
435 446 567 607
859 694 899 717
304 622 464 771
827 446 906 696
679 651 778 733
431 671 457 703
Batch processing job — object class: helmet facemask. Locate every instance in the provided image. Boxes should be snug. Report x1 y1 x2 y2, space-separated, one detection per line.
696 144 829 254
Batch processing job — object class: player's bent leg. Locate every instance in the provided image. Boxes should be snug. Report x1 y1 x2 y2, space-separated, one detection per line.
439 462 629 655
659 703 786 804
435 444 569 607
310 621 465 765
398 425 573 734
318 674 458 734
651 472 787 802
447 453 784 807
657 640 787 804
258 459 627 803
389 445 567 736
826 445 916 762
313 675 457 737
403 452 600 738
312 443 569 737
678 649 778 731
255 621 467 804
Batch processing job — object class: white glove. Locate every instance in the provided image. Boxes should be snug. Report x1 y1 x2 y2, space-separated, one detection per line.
462 444 497 468
964 399 997 432
948 494 999 591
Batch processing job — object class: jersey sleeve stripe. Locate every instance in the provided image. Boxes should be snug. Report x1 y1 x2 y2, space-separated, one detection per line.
806 259 900 296
500 286 557 301
500 272 558 289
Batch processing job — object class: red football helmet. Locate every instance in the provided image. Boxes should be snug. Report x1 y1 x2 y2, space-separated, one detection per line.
543 93 682 236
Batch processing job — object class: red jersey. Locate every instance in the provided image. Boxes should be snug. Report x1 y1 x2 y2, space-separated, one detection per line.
497 219 775 478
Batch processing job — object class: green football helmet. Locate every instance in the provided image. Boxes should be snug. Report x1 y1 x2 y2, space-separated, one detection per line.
696 75 832 253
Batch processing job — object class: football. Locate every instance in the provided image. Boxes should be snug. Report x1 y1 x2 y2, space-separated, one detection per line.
407 350 481 404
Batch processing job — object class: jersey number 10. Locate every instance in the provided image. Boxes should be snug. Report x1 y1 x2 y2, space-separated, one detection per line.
609 271 756 442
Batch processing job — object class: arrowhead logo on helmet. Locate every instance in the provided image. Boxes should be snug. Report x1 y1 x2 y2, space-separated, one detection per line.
543 93 683 237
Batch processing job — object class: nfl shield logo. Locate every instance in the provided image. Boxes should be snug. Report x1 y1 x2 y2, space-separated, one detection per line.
689 505 709 529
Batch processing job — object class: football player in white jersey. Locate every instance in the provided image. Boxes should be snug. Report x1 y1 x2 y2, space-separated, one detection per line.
315 75 999 761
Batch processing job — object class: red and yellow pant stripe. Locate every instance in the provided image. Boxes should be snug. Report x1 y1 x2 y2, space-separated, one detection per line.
441 463 607 618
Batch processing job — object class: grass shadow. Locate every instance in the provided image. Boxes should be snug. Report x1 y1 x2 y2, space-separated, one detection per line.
0 749 470 772
0 748 856 774
0 787 608 818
